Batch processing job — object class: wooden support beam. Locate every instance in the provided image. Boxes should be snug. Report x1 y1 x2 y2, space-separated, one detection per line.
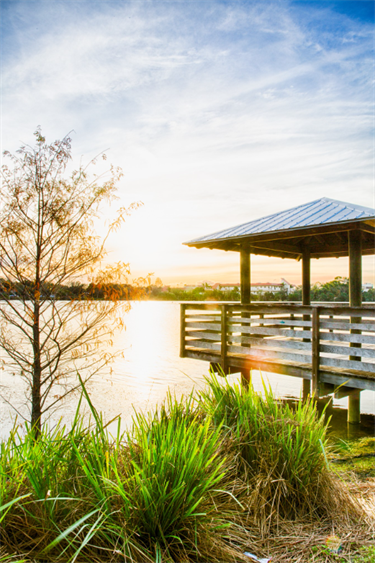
302 247 311 306
240 250 251 384
349 230 362 307
302 379 311 400
348 391 361 425
221 304 228 375
251 240 301 256
240 250 251 304
311 307 320 397
360 221 375 235
302 247 311 398
348 229 362 424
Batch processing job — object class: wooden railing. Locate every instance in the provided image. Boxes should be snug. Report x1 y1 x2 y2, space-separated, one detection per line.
180 302 375 394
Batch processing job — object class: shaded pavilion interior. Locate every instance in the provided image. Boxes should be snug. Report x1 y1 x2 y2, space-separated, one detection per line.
184 197 375 422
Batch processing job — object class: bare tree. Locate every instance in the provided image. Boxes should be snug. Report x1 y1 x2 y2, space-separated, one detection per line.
0 129 139 435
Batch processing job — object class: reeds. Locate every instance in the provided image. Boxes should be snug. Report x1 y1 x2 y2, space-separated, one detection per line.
0 373 369 562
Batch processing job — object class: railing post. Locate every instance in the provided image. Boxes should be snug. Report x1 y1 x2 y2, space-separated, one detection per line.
311 307 320 397
221 304 228 375
348 229 362 424
302 307 312 400
180 304 186 358
241 304 251 386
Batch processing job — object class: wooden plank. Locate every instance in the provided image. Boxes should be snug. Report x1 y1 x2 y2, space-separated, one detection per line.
228 325 310 338
185 314 221 321
320 371 375 392
184 349 220 362
229 318 311 328
183 351 375 393
185 340 221 351
320 320 375 331
228 334 312 352
319 331 375 345
227 304 313 315
226 354 313 379
320 356 375 374
228 316 289 326
311 307 320 396
184 303 222 311
319 306 375 318
185 321 221 331
186 331 221 341
320 343 375 359
227 345 311 364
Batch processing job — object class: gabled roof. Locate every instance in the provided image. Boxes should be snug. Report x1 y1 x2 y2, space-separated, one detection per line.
184 198 375 260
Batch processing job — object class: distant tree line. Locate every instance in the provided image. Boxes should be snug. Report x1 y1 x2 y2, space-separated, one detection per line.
2 276 373 303
0 280 136 301
148 277 375 302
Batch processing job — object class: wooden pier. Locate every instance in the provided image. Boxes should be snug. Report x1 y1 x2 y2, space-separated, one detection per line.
182 198 375 423
180 302 375 415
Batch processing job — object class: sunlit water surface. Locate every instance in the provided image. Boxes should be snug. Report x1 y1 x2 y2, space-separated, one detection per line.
1 301 374 439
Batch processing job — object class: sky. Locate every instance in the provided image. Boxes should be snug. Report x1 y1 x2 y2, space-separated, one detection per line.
1 0 374 286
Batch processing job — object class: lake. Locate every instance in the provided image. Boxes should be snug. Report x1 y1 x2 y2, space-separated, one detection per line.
1 301 374 437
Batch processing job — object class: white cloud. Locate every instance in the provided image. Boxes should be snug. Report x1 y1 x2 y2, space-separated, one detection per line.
1 0 374 283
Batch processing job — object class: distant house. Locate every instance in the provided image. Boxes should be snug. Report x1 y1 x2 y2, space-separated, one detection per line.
363 282 373 292
212 283 240 291
251 278 293 295
213 279 293 294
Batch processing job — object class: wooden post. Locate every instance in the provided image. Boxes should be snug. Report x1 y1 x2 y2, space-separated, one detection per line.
221 304 228 375
302 247 311 399
240 250 251 304
349 230 362 308
240 249 251 385
180 304 186 358
348 230 362 424
302 247 311 307
311 307 320 397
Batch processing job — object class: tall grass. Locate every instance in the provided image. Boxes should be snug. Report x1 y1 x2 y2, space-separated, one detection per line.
198 372 360 530
0 372 363 561
0 388 232 562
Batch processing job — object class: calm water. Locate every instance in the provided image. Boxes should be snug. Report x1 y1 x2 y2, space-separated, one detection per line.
1 301 374 438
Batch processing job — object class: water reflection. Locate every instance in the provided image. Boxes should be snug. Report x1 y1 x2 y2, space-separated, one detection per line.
1 301 374 438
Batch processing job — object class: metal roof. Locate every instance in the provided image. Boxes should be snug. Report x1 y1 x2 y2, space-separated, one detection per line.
186 198 375 245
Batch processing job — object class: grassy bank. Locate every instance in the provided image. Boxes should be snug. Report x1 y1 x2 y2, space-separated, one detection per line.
1 375 374 562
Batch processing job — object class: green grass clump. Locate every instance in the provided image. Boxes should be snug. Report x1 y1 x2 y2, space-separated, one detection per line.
109 392 228 560
0 389 232 562
198 373 359 528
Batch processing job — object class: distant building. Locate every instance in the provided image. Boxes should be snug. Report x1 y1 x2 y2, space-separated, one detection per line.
251 278 293 295
212 283 240 291
363 282 373 292
213 279 293 294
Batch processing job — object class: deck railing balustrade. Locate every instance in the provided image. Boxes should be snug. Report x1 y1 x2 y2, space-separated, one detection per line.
180 302 375 395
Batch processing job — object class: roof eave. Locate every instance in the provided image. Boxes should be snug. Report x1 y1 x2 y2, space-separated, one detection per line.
184 217 375 250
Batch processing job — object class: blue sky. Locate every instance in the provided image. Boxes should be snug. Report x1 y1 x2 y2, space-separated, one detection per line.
1 0 374 285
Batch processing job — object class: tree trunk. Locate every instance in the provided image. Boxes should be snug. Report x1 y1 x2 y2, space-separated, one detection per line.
31 300 42 437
